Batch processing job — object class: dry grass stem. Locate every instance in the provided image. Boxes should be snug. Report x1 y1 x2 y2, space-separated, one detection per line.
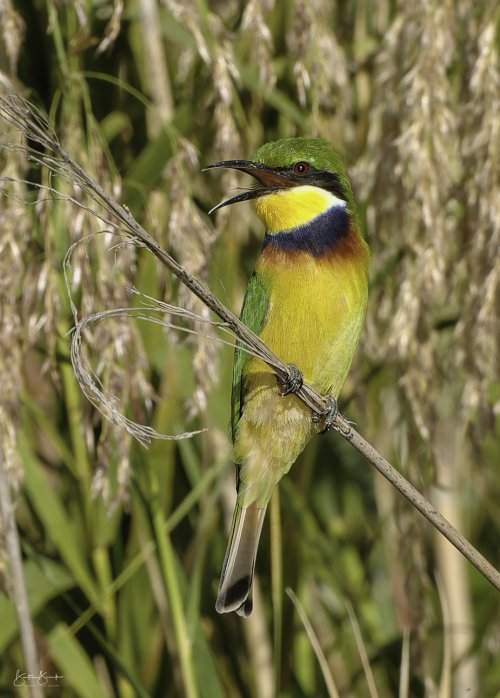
399 627 410 698
286 588 340 698
345 599 379 698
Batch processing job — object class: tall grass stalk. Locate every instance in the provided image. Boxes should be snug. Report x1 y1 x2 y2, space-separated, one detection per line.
286 589 340 698
345 599 379 698
146 466 199 698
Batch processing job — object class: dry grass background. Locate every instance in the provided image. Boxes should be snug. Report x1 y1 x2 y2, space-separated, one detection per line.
0 0 499 696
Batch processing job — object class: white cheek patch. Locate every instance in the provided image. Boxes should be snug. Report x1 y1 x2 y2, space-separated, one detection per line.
327 192 347 209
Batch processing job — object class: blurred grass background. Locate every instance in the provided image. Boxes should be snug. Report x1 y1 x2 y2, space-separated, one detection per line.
0 0 499 696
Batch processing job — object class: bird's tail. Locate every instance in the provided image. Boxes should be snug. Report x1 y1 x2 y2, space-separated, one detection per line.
215 501 267 617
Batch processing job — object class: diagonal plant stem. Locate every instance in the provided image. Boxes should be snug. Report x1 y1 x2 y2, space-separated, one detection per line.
1 95 499 595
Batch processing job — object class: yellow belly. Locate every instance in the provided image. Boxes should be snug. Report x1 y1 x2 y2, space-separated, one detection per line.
259 254 366 392
234 238 369 507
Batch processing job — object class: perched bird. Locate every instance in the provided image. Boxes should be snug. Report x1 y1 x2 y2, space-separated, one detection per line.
205 138 369 616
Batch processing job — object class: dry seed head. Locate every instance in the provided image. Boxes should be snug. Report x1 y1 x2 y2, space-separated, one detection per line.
359 0 464 461
456 14 500 420
0 110 31 488
163 0 211 64
0 0 25 75
52 105 151 507
166 142 220 417
355 2 500 536
286 0 313 108
241 0 276 88
286 0 350 136
96 0 124 55
95 416 132 511
0 95 214 507
212 48 241 158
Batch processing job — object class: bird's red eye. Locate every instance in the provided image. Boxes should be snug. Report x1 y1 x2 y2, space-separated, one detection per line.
293 161 309 176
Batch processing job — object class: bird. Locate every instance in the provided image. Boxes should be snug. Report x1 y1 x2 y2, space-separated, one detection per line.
204 137 369 616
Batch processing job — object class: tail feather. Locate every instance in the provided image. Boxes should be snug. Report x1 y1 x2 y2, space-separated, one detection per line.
216 501 267 617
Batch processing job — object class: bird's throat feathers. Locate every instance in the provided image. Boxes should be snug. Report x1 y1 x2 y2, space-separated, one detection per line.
255 185 358 257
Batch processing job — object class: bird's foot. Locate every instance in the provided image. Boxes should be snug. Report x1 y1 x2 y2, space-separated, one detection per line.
312 396 338 434
278 364 303 397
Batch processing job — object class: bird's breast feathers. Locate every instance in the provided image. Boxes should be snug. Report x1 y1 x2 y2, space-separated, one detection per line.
254 230 369 395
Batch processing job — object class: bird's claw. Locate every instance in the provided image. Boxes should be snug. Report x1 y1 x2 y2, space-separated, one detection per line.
312 396 338 434
279 364 303 397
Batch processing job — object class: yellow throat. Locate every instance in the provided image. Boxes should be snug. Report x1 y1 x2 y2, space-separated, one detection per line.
253 185 346 233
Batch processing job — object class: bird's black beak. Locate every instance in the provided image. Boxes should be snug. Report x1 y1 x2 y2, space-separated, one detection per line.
203 160 293 214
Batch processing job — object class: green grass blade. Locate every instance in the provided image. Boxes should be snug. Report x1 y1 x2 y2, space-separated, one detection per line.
18 435 99 607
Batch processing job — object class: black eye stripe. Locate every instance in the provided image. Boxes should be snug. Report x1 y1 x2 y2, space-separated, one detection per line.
272 165 347 200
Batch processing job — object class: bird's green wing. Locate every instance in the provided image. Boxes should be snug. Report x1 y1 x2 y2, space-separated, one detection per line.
231 270 271 441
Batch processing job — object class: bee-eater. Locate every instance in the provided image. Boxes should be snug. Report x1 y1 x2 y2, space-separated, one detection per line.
205 138 369 616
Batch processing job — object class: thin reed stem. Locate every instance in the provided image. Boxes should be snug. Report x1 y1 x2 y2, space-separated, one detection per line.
286 588 340 698
148 467 199 698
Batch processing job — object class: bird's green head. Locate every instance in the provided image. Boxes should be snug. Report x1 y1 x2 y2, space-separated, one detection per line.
204 137 358 233
253 137 349 181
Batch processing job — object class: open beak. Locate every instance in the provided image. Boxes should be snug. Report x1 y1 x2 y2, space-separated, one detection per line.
203 160 293 214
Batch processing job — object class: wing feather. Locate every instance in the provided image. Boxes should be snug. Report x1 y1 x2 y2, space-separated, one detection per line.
231 271 270 441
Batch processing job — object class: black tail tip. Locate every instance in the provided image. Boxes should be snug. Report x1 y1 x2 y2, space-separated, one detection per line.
236 596 253 617
215 575 253 616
